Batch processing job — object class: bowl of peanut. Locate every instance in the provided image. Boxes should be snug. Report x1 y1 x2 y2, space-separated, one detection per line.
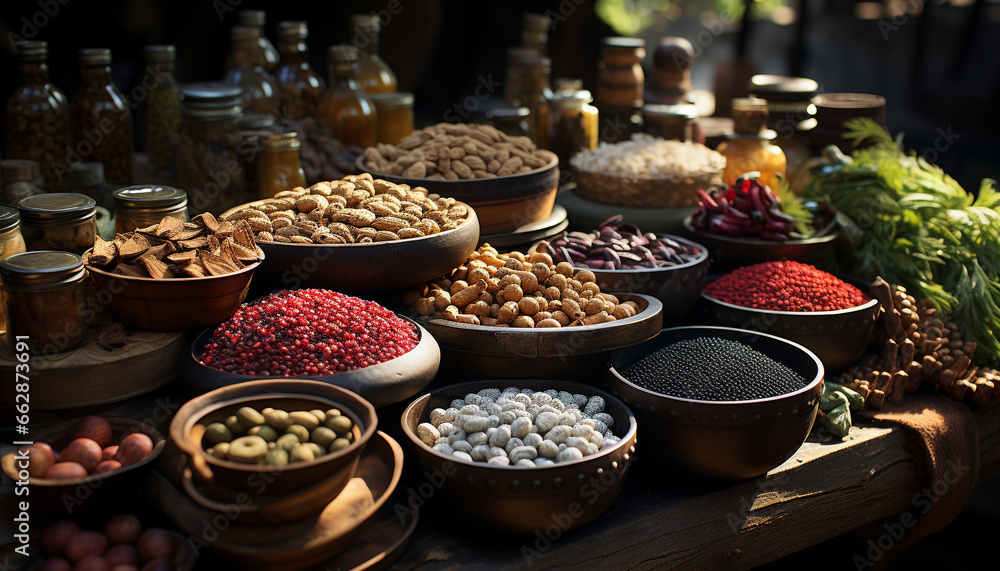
219 172 480 292
357 122 560 234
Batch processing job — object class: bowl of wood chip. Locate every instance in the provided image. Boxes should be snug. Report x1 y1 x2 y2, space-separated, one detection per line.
82 213 264 331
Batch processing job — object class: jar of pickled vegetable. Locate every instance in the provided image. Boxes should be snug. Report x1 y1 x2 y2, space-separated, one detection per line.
717 97 786 191
274 21 326 120
319 45 377 148
350 14 398 95
113 185 189 233
225 26 278 116
70 48 133 185
176 82 249 215
143 45 182 176
257 132 306 199
4 41 72 191
370 92 414 145
0 251 88 354
235 9 279 74
550 89 598 166
17 193 97 255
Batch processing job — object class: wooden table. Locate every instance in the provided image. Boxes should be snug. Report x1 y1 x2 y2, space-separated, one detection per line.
2 384 997 571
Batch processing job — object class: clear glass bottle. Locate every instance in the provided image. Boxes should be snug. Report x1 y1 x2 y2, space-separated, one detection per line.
716 97 787 192
224 26 278 117
17 193 98 255
2 160 45 205
257 132 307 199
274 21 326 121
521 13 550 55
235 9 279 74
113 185 189 233
319 45 377 148
176 82 249 215
370 92 414 145
550 89 598 167
0 250 88 354
515 55 552 150
143 45 182 176
4 41 72 192
70 48 134 186
350 14 398 95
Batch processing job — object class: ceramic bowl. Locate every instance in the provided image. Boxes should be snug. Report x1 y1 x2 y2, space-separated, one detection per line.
699 275 879 372
177 315 440 408
357 152 560 235
606 325 825 480
401 378 638 534
169 379 377 497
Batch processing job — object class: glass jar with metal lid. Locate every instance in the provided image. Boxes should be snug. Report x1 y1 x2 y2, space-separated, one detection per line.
17 193 97 255
176 82 249 215
642 103 699 143
0 250 88 353
370 92 414 145
485 107 532 139
0 206 27 262
550 89 598 167
113 185 189 233
257 132 306 199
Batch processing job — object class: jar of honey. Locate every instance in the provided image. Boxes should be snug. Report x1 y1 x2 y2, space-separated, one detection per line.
716 97 786 191
257 132 307 199
370 92 414 145
1 250 88 354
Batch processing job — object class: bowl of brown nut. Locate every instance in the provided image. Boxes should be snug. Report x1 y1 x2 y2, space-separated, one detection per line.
219 173 480 292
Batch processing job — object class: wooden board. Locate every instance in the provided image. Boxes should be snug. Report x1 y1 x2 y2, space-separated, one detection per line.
0 329 185 412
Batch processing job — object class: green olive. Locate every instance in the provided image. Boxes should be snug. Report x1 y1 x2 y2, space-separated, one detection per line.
310 426 337 448
207 442 230 459
262 409 293 431
289 443 315 463
225 415 245 436
325 408 342 419
228 435 268 463
288 411 320 431
264 449 289 466
285 424 310 442
204 423 233 444
327 415 353 435
236 406 266 430
275 433 300 452
309 409 327 423
248 425 279 442
329 438 351 452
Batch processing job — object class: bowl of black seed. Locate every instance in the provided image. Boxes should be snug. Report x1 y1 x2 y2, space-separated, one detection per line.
605 325 824 480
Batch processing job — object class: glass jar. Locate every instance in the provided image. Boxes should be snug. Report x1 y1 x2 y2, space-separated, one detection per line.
257 132 306 199
70 48 134 186
717 97 787 192
319 45 377 148
643 103 698 142
350 14 398 95
225 26 278 116
370 92 414 145
176 82 250 215
514 55 552 150
550 90 598 167
235 9 279 74
0 251 88 353
113 185 189 233
0 206 27 262
748 75 819 180
143 45 182 176
522 13 550 55
2 160 45 205
275 21 326 120
503 47 537 107
485 107 532 139
596 37 645 143
17 193 97 255
4 41 72 191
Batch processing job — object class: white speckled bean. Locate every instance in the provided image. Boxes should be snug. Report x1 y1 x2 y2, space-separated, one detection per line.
510 417 532 439
432 443 454 455
522 433 543 448
565 437 590 454
471 444 491 461
590 432 604 448
579 418 596 429
526 404 541 418
538 404 559 415
464 393 485 406
489 446 508 459
513 393 531 406
417 423 441 446
463 416 491 433
451 440 473 454
558 411 581 426
453 450 473 462
505 437 524 454
572 425 595 440
544 425 572 444
485 403 503 416
488 456 511 466
538 440 560 458
429 408 451 426
586 443 599 456
534 457 555 467
556 447 583 463
515 458 536 467
489 425 511 448
498 410 517 425
448 427 467 444
513 409 532 419
434 437 449 446
449 399 466 410
549 399 566 412
509 445 537 463
437 422 455 437
502 400 526 411
459 404 482 416
532 392 552 406
535 411 559 432
468 431 488 447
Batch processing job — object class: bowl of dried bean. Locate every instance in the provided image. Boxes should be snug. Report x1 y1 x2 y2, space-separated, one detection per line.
357 122 560 234
606 325 825 480
401 379 637 534
699 261 879 372
219 173 480 292
540 216 710 326
83 213 265 331
178 288 441 408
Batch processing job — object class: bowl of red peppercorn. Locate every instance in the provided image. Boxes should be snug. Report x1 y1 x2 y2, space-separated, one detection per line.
170 379 378 497
178 289 441 408
698 261 879 372
606 325 825 480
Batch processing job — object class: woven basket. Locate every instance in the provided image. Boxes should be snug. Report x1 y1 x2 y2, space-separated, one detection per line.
571 167 723 208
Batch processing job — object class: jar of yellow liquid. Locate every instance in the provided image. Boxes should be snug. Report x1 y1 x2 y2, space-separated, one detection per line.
716 97 786 192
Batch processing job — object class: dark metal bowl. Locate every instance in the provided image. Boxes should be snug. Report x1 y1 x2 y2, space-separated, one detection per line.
177 316 440 408
699 275 878 373
400 378 637 534
606 325 825 480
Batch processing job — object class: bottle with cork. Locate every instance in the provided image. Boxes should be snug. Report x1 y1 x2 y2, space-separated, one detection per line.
70 48 133 186
350 14 398 95
274 21 327 120
716 97 786 192
143 45 182 177
225 26 278 117
235 9 280 74
319 45 377 148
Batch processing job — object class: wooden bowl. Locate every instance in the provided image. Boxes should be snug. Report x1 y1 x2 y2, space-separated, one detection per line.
606 325 825 480
178 316 440 408
699 275 879 373
169 379 378 497
572 234 709 327
1 417 165 517
357 152 560 234
85 257 262 331
417 293 663 381
221 201 479 292
681 202 841 272
400 379 637 534
570 166 723 209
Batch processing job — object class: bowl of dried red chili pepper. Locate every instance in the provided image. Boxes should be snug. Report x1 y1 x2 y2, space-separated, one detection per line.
698 261 879 372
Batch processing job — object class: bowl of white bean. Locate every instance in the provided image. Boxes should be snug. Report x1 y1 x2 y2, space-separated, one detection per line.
400 379 638 534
